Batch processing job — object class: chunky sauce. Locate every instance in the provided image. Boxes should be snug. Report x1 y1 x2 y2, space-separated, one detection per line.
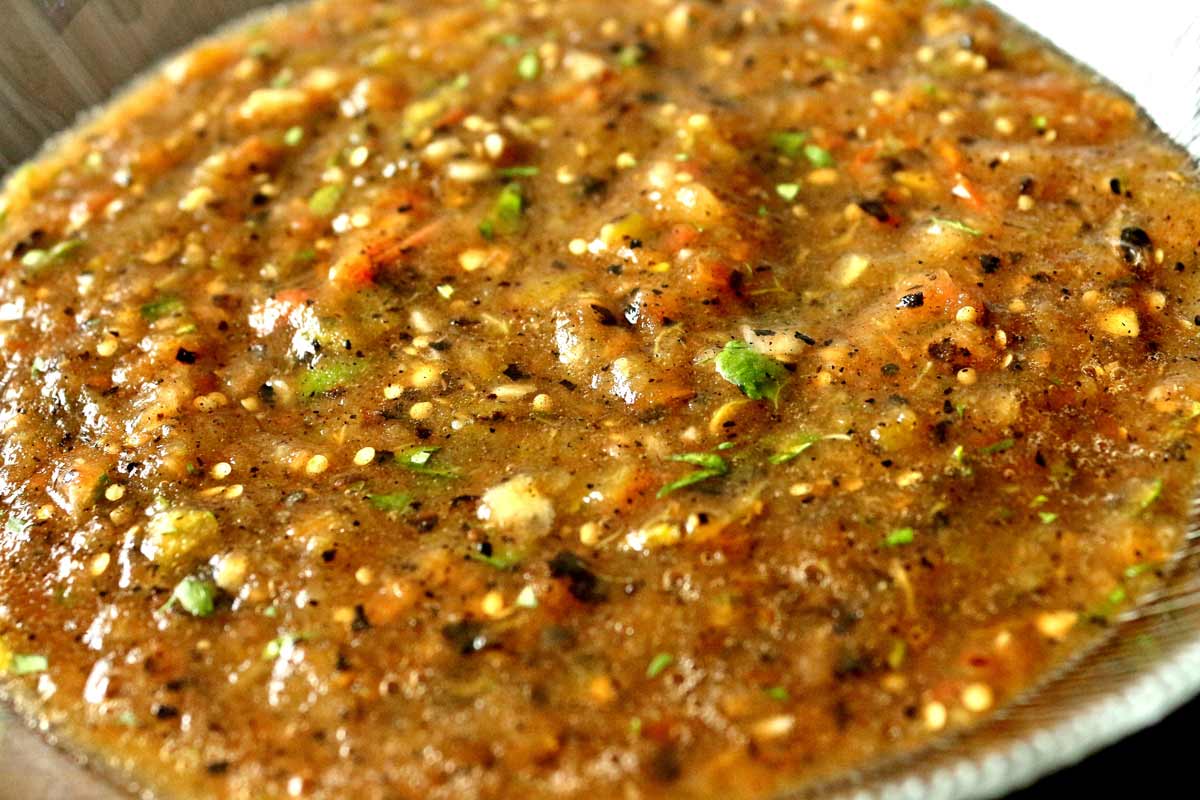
1 1 1199 798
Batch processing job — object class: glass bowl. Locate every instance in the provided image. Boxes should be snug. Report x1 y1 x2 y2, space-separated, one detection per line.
0 2 1197 798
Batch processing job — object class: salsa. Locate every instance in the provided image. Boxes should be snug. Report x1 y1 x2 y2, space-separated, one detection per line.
1 1 1199 798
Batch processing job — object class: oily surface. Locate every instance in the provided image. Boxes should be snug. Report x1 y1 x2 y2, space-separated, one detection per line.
1 1 1199 798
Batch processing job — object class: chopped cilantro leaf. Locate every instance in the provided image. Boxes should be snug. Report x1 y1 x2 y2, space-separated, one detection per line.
770 130 808 157
308 184 344 216
979 437 1015 454
517 50 540 80
166 576 216 617
263 633 308 661
803 143 835 168
297 360 365 397
776 182 801 201
368 492 414 513
657 452 729 498
480 182 525 239
1135 478 1164 512
10 653 48 675
141 294 185 322
884 527 915 547
497 165 540 177
467 545 523 570
617 44 645 67
715 340 789 406
646 652 673 678
931 217 983 236
770 433 852 465
397 446 459 478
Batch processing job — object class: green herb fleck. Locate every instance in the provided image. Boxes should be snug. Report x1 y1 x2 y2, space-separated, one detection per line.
10 653 48 675
1037 511 1058 525
517 50 541 80
480 182 525 239
715 340 789 406
165 576 216 617
979 437 1014 455
1124 562 1159 580
803 143 835 168
770 433 852 465
397 446 459 478
467 545 523 570
368 492 414 513
141 294 185 322
1134 478 1164 512
497 165 540 177
884 527 915 547
263 633 307 661
271 67 294 89
617 44 645 68
1030 494 1049 508
764 686 790 701
21 239 83 271
297 360 365 397
775 182 801 201
646 652 673 678
308 184 344 216
657 452 729 498
284 126 304 146
931 217 983 236
770 130 808 157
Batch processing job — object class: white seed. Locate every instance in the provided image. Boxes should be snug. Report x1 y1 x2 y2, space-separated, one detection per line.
409 401 434 420
961 683 994 712
955 306 977 324
956 367 977 385
89 552 111 576
1036 610 1078 640
410 364 440 388
481 591 506 618
214 552 249 592
923 701 947 731
750 714 795 741
305 454 329 475
353 447 376 466
445 160 492 182
1096 307 1140 338
483 132 505 159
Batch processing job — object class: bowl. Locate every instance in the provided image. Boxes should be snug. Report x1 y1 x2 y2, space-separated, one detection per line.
1 2 1198 798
